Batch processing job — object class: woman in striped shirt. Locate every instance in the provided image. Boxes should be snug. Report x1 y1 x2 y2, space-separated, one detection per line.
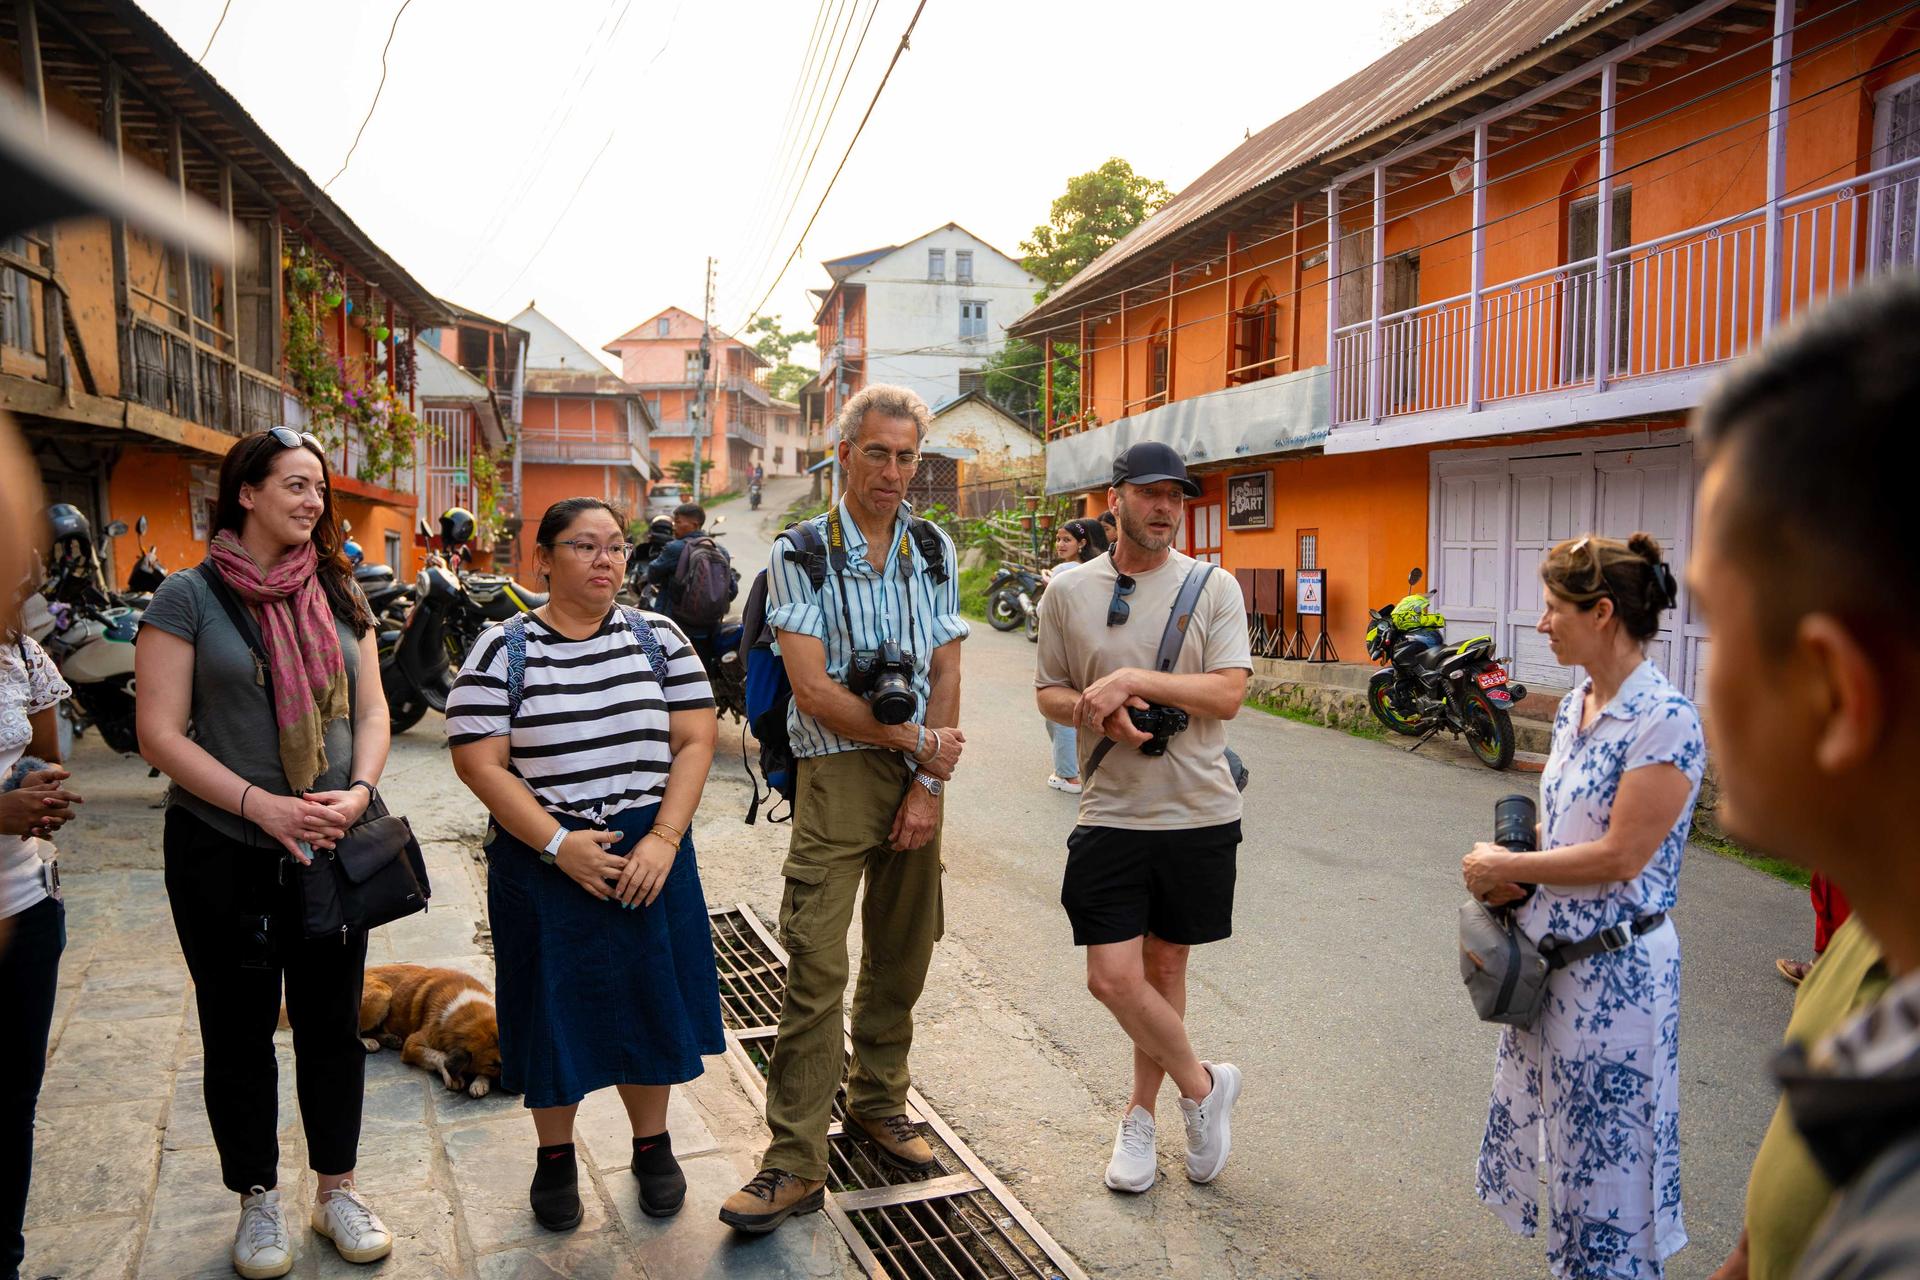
448 497 724 1230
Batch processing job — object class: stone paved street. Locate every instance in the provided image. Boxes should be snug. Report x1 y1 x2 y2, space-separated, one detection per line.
23 725 859 1280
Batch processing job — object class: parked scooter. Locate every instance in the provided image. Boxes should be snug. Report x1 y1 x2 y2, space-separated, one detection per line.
32 505 149 756
985 562 1043 642
1363 568 1525 770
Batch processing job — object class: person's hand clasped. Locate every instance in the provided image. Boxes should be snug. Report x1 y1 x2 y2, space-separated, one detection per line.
305 786 372 831
1463 841 1528 904
890 783 939 852
1077 668 1142 730
1099 699 1153 748
914 726 965 780
0 775 82 840
613 832 677 908
555 827 626 900
253 792 351 863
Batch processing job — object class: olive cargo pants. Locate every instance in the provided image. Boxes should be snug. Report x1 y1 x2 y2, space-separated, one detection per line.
761 749 945 1182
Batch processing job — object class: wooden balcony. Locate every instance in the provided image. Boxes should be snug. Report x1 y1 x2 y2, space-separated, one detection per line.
126 314 288 437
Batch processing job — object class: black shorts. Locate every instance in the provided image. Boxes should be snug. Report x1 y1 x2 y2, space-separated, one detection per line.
1060 821 1240 947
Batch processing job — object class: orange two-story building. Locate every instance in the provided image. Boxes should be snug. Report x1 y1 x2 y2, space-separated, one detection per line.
2 0 448 586
604 307 769 497
1013 0 1920 701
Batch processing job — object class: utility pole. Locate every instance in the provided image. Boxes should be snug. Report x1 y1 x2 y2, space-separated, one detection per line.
692 256 714 503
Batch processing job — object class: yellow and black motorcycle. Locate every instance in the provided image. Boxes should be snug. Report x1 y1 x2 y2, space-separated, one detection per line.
1363 568 1523 771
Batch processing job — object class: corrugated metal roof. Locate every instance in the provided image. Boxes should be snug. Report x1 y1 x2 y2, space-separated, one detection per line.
1018 0 1642 332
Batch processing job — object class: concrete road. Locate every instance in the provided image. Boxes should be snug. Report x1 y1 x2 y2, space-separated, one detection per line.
691 623 1809 1280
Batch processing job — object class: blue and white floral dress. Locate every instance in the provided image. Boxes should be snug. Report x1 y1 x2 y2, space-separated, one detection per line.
1475 659 1706 1279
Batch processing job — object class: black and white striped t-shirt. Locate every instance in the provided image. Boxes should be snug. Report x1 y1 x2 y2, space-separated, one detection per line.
445 608 714 821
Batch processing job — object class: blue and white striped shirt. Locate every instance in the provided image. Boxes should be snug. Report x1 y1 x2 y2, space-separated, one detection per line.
765 500 969 759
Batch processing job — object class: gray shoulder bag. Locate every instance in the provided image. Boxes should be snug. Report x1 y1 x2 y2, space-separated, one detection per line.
1082 562 1249 792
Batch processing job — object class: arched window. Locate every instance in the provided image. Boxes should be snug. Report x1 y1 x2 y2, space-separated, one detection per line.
1230 279 1283 384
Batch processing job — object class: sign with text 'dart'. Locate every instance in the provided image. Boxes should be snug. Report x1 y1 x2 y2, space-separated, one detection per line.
1226 471 1272 531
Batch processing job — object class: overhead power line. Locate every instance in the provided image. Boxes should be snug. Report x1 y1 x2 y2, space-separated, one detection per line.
197 0 234 62
325 0 418 190
737 0 931 334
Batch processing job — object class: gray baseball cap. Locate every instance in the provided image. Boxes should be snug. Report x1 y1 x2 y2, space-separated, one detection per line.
1111 441 1200 497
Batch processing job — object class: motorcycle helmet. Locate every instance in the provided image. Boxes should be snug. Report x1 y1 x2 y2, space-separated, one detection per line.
439 506 476 548
47 503 91 549
343 537 364 567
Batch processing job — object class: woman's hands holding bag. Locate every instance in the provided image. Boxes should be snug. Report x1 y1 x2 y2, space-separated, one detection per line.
252 792 351 862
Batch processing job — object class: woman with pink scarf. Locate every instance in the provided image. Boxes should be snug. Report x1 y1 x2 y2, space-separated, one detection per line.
136 428 393 1278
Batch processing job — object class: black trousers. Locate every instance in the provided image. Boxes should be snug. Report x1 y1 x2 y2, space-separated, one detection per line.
0 894 63 1280
163 807 367 1192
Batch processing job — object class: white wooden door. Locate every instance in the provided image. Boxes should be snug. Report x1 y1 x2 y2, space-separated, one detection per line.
1503 455 1589 691
1434 468 1504 646
421 406 474 518
1593 443 1690 688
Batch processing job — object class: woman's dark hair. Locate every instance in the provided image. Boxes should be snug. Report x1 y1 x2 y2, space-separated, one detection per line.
1060 517 1109 561
214 432 372 636
1540 532 1677 643
534 498 629 582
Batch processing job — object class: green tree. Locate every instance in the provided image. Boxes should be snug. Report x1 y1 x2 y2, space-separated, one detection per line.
745 314 815 401
670 458 716 488
1021 158 1173 298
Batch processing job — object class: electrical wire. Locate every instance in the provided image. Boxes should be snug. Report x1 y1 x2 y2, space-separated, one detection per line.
736 0 931 336
324 0 418 190
197 0 234 62
489 130 617 309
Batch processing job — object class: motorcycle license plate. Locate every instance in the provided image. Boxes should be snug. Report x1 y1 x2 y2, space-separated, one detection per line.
1475 668 1508 689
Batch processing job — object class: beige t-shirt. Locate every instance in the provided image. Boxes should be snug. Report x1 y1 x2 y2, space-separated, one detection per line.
1035 550 1252 830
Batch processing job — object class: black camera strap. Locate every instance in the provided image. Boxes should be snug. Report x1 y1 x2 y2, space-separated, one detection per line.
1083 562 1215 785
825 503 919 671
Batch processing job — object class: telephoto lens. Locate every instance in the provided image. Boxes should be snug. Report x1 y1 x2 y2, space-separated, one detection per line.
1493 793 1537 852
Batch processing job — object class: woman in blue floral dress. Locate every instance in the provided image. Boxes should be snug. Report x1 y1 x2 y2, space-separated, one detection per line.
1462 532 1706 1280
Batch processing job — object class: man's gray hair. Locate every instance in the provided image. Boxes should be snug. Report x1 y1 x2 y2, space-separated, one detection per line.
836 383 931 445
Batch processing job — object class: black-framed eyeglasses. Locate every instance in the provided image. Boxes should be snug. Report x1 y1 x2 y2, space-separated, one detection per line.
1107 566 1136 627
542 539 635 564
266 426 323 452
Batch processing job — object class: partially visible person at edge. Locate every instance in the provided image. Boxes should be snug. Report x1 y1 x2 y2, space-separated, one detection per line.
1686 275 1920 1280
1 622 82 1280
719 385 968 1235
1034 442 1251 1195
1774 875 1852 987
1462 532 1703 1280
136 428 395 1279
644 501 735 673
1039 517 1110 796
448 497 723 1229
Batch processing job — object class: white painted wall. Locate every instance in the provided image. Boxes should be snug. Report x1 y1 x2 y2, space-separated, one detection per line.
851 225 1040 412
927 399 1041 477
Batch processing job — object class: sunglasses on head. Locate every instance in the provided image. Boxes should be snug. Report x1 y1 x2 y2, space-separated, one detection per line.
266 426 323 452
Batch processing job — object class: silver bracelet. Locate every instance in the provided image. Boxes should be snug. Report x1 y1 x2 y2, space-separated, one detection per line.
913 724 927 760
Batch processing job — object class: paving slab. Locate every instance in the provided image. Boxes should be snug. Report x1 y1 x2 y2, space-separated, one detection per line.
24 1095 165 1224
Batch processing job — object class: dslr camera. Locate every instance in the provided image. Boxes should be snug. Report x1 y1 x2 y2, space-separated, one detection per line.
1127 703 1189 757
848 640 919 725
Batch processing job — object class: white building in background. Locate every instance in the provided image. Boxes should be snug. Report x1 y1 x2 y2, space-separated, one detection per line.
813 223 1041 424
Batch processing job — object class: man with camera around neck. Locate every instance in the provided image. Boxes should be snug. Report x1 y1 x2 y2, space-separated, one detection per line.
1034 442 1253 1194
720 385 968 1234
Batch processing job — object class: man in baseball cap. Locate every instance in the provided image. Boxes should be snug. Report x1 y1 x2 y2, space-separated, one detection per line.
1034 438 1251 1194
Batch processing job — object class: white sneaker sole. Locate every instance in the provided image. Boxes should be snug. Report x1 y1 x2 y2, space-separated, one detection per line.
232 1250 294 1280
1047 776 1083 794
312 1218 393 1265
1187 1063 1242 1184
1104 1164 1156 1193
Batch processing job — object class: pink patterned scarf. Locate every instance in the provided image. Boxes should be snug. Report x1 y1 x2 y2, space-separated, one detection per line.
208 531 349 792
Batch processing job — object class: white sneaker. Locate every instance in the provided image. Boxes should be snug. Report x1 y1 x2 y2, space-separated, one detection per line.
1179 1062 1243 1184
233 1186 293 1279
1047 774 1083 794
1104 1105 1157 1192
310 1180 393 1265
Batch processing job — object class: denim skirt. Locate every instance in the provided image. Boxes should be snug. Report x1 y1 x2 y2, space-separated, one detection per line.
486 801 725 1108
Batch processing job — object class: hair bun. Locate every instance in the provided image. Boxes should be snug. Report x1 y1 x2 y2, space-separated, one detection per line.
1627 531 1664 563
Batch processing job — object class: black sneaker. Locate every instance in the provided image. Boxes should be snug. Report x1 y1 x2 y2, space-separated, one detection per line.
632 1134 687 1218
528 1146 582 1231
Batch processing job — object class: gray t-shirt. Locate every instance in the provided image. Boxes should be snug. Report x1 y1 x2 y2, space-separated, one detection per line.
141 567 360 845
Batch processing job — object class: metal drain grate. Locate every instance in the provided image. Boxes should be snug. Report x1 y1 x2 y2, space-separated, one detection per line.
710 904 1085 1280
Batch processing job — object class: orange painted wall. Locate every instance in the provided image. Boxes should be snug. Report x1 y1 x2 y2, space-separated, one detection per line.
104 450 207 586
510 462 646 582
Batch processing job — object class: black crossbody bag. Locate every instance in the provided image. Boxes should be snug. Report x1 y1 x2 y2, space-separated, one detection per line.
197 563 430 939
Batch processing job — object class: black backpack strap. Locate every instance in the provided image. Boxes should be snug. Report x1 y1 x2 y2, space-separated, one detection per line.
197 562 278 725
907 516 949 585
777 519 829 592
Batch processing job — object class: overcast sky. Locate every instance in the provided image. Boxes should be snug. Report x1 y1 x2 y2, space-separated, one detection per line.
142 0 1412 372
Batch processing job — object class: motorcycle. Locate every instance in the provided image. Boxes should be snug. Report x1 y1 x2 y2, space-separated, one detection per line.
749 482 763 511
707 620 748 723
1363 567 1525 771
383 519 546 724
984 563 1043 642
33 515 153 757
341 520 414 631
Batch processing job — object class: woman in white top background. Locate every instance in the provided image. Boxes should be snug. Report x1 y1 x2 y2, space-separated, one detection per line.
1040 518 1109 795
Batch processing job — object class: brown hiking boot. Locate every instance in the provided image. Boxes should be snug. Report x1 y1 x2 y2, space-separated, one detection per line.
718 1168 825 1235
850 1113 938 1174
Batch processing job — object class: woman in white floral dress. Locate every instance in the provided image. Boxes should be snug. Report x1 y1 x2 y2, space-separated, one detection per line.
1462 532 1706 1280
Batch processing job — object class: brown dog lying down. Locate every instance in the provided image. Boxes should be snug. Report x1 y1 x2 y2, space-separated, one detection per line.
359 964 504 1099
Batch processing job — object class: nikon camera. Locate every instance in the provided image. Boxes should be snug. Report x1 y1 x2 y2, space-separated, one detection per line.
849 640 919 725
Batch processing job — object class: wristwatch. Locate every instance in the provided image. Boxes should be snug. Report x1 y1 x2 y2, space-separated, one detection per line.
540 826 567 865
913 771 943 797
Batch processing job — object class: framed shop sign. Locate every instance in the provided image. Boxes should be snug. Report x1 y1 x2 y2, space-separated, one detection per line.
1226 471 1272 531
1296 567 1326 616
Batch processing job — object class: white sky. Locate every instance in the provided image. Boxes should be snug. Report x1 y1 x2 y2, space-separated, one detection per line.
141 0 1413 372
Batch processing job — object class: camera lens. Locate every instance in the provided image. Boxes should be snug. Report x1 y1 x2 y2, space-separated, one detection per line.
869 676 917 725
1493 794 1537 852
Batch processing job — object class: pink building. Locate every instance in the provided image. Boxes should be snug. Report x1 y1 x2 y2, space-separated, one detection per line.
604 307 769 496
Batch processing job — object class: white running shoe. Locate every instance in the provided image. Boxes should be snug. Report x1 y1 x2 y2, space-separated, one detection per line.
1047 774 1083 794
1104 1105 1157 1192
233 1186 293 1279
1180 1062 1243 1184
310 1180 393 1265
